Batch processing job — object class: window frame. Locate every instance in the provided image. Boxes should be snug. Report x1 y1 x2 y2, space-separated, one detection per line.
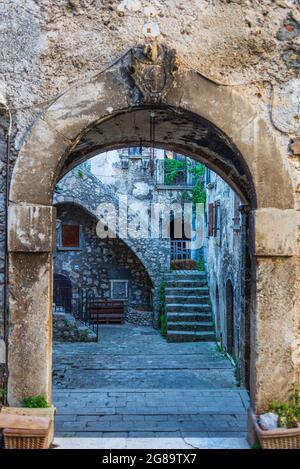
110 280 129 300
57 222 83 251
207 200 221 241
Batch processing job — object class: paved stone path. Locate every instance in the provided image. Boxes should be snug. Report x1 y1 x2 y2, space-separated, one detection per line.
53 325 249 438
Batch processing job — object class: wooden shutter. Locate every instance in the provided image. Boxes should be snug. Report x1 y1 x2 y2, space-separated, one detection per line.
62 224 80 247
214 201 220 237
208 203 214 237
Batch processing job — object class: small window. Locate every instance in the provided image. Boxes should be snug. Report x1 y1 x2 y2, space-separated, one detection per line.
208 201 221 238
61 224 80 248
128 147 142 157
110 280 128 300
208 203 215 237
206 168 211 185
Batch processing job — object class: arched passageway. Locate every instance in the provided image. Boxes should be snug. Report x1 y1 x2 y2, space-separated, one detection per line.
54 201 153 316
7 45 298 422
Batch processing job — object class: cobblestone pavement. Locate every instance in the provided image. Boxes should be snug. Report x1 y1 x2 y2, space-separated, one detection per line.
53 325 249 438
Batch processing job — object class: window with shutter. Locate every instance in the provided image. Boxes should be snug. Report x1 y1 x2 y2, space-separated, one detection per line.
61 224 80 248
214 201 221 237
208 203 214 237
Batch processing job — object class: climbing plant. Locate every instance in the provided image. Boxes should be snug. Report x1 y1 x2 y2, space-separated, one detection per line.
164 158 206 205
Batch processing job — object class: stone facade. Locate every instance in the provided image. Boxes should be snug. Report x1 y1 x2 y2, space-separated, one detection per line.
53 150 199 327
205 169 246 380
54 203 153 314
125 307 153 327
53 310 97 343
0 109 7 381
0 1 299 430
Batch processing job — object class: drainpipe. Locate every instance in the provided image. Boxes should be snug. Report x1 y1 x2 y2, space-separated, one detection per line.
1 97 12 405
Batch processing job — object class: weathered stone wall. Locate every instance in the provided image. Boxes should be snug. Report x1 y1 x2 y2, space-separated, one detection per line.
126 307 153 327
1 0 300 411
53 310 97 342
54 204 153 312
54 157 175 286
54 153 199 324
0 110 7 384
205 170 245 376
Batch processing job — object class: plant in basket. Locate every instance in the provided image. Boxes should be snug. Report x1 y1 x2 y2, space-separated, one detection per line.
0 395 56 449
252 385 300 449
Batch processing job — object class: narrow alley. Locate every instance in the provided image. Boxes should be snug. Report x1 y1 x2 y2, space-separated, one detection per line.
53 325 249 440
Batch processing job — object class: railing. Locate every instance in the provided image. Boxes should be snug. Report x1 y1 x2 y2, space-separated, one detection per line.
53 280 99 341
170 240 191 260
72 288 99 341
155 160 194 187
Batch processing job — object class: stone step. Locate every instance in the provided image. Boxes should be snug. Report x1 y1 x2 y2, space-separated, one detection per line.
166 272 207 281
167 312 213 322
166 304 212 313
53 437 250 449
167 330 216 342
168 321 215 332
166 280 208 288
166 295 210 305
166 270 206 276
165 287 209 296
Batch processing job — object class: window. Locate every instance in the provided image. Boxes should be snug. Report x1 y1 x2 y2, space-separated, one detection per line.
163 152 189 186
61 224 80 248
232 193 241 231
110 280 129 300
208 203 215 237
128 147 142 157
206 168 211 185
207 201 221 238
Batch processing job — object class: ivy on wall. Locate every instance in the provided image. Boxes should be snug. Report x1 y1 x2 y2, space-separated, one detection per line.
164 158 206 204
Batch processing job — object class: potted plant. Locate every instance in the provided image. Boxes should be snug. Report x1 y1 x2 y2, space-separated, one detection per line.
1 395 56 449
251 387 300 449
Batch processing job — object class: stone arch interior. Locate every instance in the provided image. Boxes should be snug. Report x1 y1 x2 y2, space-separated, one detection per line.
53 104 254 386
53 201 154 330
59 106 257 209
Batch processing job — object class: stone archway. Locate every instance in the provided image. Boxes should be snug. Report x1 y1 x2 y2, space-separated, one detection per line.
7 45 298 418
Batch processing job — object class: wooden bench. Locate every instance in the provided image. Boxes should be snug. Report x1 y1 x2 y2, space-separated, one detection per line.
88 300 125 324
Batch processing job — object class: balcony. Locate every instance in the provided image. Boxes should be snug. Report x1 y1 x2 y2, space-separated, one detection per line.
155 159 195 189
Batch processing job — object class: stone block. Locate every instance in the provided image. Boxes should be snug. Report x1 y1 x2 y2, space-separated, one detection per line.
250 208 297 257
0 339 5 363
8 204 56 253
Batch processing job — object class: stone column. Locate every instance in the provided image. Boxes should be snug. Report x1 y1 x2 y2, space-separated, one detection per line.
7 204 55 405
249 208 298 413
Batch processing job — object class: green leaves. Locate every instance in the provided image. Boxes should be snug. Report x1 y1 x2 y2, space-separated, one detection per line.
163 159 206 204
22 395 50 408
164 158 186 184
269 386 300 428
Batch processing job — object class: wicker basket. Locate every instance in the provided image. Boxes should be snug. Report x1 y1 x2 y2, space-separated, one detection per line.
1 406 56 449
251 411 300 449
3 427 49 449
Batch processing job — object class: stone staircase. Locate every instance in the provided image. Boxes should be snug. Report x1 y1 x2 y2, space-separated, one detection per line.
53 306 97 342
165 270 216 342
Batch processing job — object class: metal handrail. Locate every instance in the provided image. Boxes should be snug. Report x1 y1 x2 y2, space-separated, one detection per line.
170 240 191 260
54 283 99 341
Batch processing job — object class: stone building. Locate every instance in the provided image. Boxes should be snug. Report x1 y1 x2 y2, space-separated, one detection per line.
53 148 203 327
204 168 248 381
0 0 299 440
